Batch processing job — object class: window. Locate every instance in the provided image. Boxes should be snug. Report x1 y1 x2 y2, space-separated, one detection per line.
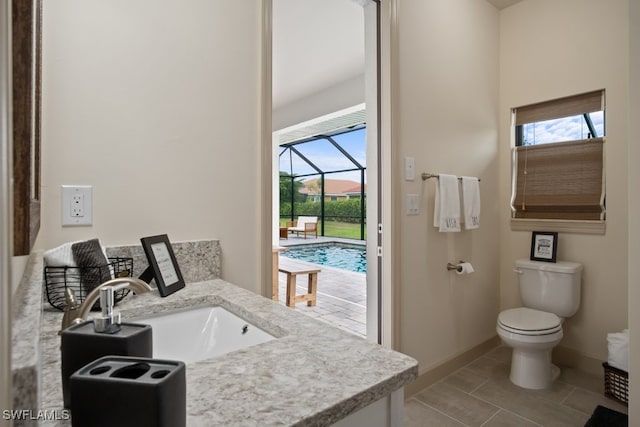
279 125 367 240
511 90 605 229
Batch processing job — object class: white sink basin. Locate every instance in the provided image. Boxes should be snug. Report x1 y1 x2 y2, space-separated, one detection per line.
134 306 275 364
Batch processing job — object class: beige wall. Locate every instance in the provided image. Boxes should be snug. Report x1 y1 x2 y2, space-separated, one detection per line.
34 0 635 399
628 0 638 420
498 0 629 365
39 0 266 292
394 0 500 373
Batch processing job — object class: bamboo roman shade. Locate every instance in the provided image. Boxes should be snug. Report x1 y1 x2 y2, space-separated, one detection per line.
514 90 604 126
512 138 605 220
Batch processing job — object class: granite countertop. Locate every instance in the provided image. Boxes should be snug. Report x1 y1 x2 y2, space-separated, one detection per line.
15 253 418 426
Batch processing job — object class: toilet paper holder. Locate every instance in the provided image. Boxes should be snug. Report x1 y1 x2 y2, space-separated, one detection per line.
447 261 466 272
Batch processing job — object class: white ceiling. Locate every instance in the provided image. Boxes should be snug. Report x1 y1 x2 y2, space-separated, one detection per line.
272 0 365 110
272 0 523 111
486 0 523 10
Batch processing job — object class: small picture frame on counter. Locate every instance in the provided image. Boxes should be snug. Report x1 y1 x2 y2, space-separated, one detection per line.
140 234 185 297
530 231 558 263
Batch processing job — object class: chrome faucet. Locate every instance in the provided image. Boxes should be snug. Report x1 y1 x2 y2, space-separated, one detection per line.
60 277 153 333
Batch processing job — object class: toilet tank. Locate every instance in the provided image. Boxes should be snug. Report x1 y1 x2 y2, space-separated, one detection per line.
515 259 583 318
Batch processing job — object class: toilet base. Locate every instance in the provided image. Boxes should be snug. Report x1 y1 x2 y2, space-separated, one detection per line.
509 348 560 390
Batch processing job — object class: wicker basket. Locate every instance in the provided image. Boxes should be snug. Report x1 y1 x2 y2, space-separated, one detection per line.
603 362 628 406
44 257 133 311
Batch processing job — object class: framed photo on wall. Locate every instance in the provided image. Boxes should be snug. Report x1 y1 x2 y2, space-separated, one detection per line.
530 231 558 263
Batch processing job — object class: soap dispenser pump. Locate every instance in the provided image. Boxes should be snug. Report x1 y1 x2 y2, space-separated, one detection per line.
93 286 123 334
60 286 153 408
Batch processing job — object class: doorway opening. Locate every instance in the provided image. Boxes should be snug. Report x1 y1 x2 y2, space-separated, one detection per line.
275 107 368 337
271 0 380 341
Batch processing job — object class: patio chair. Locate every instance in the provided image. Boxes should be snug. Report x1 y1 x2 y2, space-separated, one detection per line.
286 216 318 239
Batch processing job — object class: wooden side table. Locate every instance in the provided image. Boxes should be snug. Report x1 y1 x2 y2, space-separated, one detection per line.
272 246 287 301
278 258 320 307
279 227 288 239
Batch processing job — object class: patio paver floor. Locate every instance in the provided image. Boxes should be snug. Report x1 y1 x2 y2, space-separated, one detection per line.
276 236 367 338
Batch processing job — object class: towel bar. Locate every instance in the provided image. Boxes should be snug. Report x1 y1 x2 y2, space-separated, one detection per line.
421 173 481 182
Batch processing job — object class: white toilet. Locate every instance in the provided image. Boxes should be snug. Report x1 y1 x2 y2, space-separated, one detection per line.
497 259 583 390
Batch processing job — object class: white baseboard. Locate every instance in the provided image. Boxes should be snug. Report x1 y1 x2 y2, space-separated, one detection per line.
405 338 604 398
405 336 500 398
553 345 605 378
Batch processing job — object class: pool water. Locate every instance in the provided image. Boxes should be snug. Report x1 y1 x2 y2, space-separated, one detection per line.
281 243 366 273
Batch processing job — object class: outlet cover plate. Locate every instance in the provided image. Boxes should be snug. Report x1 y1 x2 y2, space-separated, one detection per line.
62 185 93 226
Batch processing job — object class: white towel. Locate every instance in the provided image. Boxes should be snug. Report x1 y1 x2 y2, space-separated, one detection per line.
43 242 81 303
461 176 481 229
43 241 79 267
433 174 460 232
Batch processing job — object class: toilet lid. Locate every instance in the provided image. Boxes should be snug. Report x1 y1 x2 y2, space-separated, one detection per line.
498 308 561 335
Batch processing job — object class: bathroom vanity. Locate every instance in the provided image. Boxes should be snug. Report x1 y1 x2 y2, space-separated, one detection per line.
12 247 417 426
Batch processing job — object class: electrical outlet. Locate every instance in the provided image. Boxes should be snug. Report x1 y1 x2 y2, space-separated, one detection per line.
62 185 93 226
71 193 84 217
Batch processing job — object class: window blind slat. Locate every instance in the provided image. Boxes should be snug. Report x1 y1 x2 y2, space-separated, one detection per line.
514 90 604 125
512 138 605 221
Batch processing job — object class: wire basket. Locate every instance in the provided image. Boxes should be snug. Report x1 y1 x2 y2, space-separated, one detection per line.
44 257 134 311
603 362 628 406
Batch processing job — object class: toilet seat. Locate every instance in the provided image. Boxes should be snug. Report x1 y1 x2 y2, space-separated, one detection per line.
498 307 561 336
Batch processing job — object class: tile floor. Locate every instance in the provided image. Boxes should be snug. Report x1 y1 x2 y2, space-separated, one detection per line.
405 346 628 427
276 237 628 426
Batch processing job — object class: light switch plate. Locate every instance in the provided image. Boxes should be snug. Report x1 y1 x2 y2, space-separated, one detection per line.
404 157 415 181
62 185 93 226
406 194 420 215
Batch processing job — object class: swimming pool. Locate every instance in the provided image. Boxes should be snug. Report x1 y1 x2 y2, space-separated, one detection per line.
281 243 366 273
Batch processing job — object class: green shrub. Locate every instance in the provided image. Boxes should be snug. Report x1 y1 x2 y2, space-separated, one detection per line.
280 199 366 224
